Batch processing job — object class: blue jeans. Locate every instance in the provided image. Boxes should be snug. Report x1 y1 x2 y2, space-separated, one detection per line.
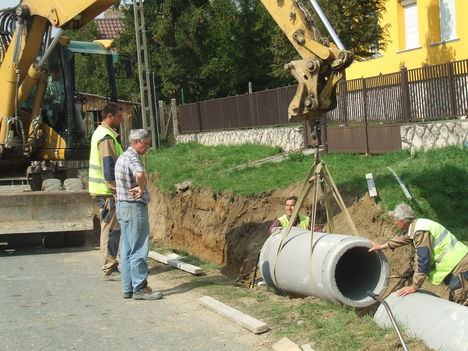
116 201 150 293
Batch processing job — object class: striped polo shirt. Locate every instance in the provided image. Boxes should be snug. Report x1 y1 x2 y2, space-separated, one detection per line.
115 147 150 203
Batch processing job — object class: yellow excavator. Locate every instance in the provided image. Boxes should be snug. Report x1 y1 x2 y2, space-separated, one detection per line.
0 0 352 244
0 0 119 244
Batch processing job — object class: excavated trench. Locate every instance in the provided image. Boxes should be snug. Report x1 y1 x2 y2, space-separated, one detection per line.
147 179 449 298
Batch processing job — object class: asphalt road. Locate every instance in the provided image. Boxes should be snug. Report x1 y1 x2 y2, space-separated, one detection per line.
0 244 270 351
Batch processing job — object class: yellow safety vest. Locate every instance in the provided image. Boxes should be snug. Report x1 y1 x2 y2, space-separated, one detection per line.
88 125 123 195
409 218 468 285
278 214 310 229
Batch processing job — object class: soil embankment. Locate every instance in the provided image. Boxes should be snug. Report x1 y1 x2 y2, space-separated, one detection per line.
147 178 448 298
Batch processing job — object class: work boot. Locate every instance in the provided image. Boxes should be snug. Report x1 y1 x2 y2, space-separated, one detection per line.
123 292 133 299
133 286 163 300
103 266 120 281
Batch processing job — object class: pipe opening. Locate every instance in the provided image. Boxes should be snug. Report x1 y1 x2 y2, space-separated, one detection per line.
335 247 383 301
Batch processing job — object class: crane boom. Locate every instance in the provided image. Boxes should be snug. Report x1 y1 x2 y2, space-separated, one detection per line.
260 0 353 120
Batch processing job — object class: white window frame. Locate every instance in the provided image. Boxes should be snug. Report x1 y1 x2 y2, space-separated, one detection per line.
439 0 457 42
401 0 420 50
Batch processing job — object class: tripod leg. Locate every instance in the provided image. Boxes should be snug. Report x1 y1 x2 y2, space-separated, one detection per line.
249 250 261 289
323 163 359 236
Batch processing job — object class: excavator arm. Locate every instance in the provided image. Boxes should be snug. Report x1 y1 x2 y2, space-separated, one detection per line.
260 0 354 120
0 0 117 158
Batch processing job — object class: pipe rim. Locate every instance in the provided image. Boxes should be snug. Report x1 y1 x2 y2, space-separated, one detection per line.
326 237 390 307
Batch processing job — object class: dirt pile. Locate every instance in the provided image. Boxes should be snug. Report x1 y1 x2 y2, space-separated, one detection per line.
147 179 448 298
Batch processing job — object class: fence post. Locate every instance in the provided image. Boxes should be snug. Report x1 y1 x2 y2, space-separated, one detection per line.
400 66 411 123
447 63 457 117
196 101 202 132
158 100 166 139
321 115 328 153
249 88 255 128
340 80 348 125
302 121 307 149
171 98 179 142
362 78 370 154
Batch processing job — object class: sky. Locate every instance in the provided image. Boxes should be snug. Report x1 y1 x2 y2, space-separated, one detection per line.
2 0 20 9
1 0 106 19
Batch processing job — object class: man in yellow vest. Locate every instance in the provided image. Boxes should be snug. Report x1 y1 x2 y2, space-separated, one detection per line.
89 102 124 280
369 203 468 306
269 196 321 234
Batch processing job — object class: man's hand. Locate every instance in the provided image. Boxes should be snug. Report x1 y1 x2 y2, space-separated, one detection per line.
129 186 143 199
396 285 417 297
368 241 388 252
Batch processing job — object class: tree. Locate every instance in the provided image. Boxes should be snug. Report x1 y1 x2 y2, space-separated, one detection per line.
307 0 389 59
114 0 389 103
63 22 111 97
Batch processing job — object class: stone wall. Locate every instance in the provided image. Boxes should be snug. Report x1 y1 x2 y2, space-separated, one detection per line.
177 119 468 153
176 125 305 152
401 119 468 152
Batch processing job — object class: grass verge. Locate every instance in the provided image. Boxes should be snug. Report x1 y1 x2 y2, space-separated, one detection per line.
149 253 430 351
147 144 467 242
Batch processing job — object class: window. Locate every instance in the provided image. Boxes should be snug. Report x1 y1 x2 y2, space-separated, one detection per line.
439 0 456 41
401 0 420 49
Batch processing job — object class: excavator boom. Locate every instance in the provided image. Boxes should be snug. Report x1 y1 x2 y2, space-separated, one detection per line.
260 0 353 120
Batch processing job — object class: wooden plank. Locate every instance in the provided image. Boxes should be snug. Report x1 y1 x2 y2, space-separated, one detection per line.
272 337 302 351
148 251 170 264
148 251 203 275
166 253 182 260
365 173 378 197
198 296 270 334
300 344 316 351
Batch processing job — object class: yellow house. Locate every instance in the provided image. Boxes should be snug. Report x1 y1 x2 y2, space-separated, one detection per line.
346 0 468 79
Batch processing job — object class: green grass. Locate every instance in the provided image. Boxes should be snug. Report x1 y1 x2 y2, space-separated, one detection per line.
148 248 427 351
322 147 467 242
146 142 282 192
197 280 414 351
146 143 466 350
147 144 467 241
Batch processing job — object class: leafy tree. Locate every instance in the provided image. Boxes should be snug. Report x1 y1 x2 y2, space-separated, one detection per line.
307 0 389 59
114 0 389 103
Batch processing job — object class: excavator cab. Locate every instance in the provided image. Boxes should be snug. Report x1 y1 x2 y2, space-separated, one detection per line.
26 39 118 162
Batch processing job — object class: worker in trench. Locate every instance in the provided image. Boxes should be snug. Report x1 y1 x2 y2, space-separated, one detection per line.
269 196 322 234
369 203 468 306
252 196 322 287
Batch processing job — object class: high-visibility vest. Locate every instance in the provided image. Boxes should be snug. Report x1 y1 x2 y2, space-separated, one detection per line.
409 218 468 285
88 125 123 195
278 214 310 229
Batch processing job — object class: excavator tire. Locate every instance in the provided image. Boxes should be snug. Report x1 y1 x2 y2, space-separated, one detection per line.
42 232 66 248
65 231 86 247
63 178 84 191
42 178 63 191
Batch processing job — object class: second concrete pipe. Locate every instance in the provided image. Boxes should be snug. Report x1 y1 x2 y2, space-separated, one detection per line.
259 227 390 308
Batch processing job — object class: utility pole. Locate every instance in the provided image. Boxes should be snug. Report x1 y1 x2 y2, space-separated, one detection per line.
132 0 156 148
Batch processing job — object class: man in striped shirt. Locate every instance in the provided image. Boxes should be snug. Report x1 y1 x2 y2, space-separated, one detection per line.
115 129 162 300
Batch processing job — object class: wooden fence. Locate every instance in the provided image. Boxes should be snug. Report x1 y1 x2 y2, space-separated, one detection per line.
179 58 468 132
178 59 468 153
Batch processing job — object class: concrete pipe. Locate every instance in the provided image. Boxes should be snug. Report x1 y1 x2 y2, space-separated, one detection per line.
259 227 390 308
374 292 468 351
